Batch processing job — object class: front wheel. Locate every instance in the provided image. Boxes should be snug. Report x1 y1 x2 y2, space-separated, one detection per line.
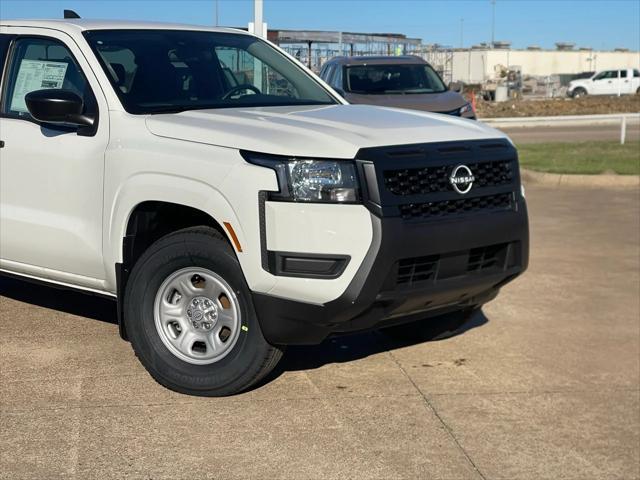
124 226 282 396
572 87 587 98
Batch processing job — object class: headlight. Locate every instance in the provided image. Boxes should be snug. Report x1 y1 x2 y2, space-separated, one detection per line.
242 152 360 203
459 102 474 115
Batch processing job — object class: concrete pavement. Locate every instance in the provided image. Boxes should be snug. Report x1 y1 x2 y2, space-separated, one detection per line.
1 184 639 480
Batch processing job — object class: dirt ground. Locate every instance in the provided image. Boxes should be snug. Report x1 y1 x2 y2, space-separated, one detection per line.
1 184 639 480
476 95 640 118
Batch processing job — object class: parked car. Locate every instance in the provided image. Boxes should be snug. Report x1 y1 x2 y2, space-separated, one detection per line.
0 16 528 396
567 68 640 97
320 55 475 119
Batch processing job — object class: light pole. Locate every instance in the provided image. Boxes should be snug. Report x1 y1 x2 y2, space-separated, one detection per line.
254 0 264 38
491 0 496 47
460 18 464 48
215 0 219 26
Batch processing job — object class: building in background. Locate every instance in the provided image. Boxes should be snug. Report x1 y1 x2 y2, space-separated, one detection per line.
451 43 640 84
263 28 640 91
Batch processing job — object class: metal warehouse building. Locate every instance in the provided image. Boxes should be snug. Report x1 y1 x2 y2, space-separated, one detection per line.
451 43 640 83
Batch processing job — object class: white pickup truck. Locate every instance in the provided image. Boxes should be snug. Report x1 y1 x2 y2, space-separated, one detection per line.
0 17 529 396
567 68 640 97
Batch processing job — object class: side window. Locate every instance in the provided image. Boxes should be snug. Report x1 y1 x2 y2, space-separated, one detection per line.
634 69 640 78
319 63 327 79
323 64 335 83
594 70 616 80
2 37 93 119
620 70 627 78
332 66 343 89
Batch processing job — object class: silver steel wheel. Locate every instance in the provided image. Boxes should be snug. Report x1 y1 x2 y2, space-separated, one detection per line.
154 267 241 365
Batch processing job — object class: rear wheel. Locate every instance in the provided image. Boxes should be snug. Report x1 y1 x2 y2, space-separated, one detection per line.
124 226 282 396
572 87 587 98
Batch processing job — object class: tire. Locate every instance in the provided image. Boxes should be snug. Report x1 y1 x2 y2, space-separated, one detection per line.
636 87 640 95
124 226 283 396
381 308 477 342
572 87 587 98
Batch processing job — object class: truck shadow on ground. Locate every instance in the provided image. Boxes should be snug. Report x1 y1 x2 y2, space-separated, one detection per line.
0 276 118 325
256 309 488 388
0 275 488 382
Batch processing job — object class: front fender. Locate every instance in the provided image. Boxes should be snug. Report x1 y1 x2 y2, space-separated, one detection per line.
103 171 276 295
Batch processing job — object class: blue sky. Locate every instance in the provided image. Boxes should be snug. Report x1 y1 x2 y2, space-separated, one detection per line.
1 0 639 50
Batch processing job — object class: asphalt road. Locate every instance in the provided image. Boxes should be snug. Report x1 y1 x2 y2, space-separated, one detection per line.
500 123 640 144
1 184 639 480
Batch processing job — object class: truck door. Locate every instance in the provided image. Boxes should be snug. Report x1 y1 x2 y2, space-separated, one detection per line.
633 69 640 93
620 69 633 94
0 29 109 289
591 70 618 95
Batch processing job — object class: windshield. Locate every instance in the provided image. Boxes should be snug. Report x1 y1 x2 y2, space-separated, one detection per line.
83 30 337 114
345 63 447 94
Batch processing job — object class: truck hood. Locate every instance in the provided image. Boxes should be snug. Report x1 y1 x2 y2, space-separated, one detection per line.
146 104 508 158
343 90 467 113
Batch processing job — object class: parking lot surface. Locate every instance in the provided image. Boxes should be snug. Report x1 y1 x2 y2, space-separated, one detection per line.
1 184 639 480
501 123 640 143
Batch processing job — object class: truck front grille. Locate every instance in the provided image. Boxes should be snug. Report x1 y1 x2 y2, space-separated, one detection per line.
355 139 521 221
399 192 513 220
384 159 513 196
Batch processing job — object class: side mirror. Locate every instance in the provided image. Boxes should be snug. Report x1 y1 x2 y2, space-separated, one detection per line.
448 81 463 93
25 89 95 127
333 87 346 97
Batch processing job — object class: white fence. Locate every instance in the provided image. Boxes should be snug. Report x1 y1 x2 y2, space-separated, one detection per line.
481 113 640 144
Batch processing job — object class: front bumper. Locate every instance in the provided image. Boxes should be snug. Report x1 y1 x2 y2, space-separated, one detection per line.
253 198 528 345
253 138 529 345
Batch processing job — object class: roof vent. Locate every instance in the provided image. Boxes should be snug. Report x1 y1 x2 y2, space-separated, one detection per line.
492 41 511 49
614 47 629 52
64 9 81 19
526 45 541 51
555 42 575 51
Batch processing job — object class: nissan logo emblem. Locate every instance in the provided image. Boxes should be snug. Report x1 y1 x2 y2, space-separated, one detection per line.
449 165 475 194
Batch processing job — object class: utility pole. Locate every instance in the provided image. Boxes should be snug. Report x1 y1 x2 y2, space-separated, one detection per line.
491 0 496 47
460 18 464 48
254 0 264 38
215 0 219 26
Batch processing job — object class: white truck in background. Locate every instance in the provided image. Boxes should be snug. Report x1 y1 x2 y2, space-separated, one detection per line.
568 68 640 97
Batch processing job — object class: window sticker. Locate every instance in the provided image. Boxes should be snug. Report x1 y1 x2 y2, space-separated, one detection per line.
10 60 68 113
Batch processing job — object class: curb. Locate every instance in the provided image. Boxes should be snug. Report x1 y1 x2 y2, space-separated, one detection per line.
521 169 640 188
